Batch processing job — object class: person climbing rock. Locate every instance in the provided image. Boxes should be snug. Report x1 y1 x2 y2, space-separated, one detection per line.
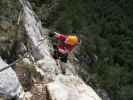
49 31 80 63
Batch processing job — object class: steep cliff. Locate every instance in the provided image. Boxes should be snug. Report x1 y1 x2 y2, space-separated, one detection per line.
19 0 102 99
0 0 103 99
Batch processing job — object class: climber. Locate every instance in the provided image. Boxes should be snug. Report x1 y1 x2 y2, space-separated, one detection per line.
49 31 80 63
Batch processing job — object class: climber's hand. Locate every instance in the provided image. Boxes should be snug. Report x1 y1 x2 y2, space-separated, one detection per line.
48 31 59 38
48 32 55 37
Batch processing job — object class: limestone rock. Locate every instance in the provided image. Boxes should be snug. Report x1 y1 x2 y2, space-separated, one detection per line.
0 57 23 99
47 75 102 100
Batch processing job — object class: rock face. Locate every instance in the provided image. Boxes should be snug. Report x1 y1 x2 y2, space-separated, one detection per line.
19 0 61 82
47 75 101 100
19 0 102 100
0 57 23 99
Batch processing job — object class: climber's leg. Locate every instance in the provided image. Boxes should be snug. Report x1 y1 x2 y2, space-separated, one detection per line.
59 53 68 74
60 53 68 63
52 45 60 66
52 45 59 59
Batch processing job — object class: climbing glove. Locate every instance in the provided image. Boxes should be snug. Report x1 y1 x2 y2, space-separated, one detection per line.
48 32 56 37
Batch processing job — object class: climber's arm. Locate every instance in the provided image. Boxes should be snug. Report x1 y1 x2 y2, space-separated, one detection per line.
49 32 66 41
55 34 66 41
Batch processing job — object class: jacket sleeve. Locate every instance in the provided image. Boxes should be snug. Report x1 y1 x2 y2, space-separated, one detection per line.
55 34 66 41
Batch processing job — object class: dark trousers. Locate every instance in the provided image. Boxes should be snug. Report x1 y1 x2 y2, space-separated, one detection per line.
53 46 68 63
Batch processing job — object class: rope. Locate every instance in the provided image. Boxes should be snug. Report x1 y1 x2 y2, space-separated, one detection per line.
0 53 29 72
0 32 58 72
0 32 54 72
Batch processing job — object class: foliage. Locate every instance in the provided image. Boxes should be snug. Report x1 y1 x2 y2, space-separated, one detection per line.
0 0 26 63
16 61 42 91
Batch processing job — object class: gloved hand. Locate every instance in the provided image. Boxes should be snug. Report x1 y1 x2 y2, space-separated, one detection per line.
48 32 55 37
